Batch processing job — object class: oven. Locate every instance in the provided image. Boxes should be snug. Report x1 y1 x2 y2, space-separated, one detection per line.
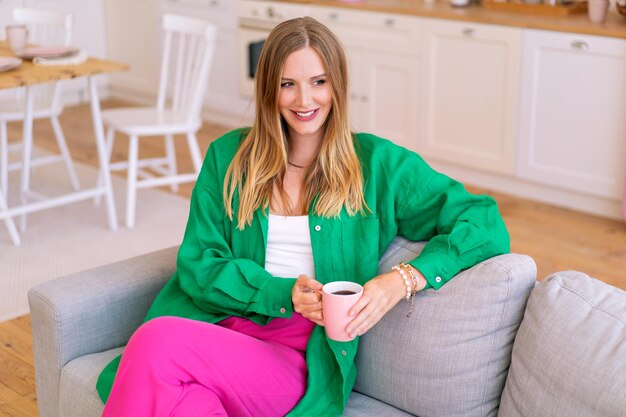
237 0 311 97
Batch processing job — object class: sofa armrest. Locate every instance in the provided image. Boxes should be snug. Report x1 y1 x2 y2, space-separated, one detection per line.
28 246 178 417
361 236 537 417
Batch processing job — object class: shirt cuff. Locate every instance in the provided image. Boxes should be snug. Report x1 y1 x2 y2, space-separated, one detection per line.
409 252 457 290
253 277 296 317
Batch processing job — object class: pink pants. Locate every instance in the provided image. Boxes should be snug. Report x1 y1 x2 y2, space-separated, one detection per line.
102 313 315 417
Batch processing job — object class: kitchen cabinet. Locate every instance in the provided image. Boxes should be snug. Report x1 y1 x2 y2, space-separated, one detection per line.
419 19 521 176
310 7 421 152
518 29 626 200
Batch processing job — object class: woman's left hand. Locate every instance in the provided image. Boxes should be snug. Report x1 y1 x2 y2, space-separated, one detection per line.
345 271 407 339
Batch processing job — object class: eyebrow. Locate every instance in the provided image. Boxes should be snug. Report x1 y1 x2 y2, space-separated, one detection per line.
281 73 327 81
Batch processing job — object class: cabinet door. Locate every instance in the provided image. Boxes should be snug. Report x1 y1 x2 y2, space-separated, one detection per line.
420 20 521 175
351 50 420 152
518 30 626 199
311 6 422 151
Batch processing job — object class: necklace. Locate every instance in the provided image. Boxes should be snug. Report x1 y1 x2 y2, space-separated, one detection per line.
288 161 307 169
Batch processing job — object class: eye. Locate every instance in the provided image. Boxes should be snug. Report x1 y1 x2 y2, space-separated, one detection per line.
313 78 326 86
280 81 294 88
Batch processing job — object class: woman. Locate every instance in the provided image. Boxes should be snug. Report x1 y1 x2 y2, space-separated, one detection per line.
97 17 509 417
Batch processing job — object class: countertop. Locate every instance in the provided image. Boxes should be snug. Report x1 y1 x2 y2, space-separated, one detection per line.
269 0 626 39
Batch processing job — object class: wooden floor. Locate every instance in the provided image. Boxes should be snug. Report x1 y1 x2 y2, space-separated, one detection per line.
1 99 626 416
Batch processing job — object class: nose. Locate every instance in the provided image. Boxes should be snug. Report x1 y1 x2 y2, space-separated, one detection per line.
296 85 312 107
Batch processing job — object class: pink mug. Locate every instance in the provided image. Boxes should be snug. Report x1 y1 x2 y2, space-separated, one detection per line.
5 24 28 52
322 281 363 342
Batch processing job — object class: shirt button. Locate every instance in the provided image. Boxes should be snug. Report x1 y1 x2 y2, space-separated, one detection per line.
341 350 347 356
279 307 286 314
435 276 442 283
314 225 321 231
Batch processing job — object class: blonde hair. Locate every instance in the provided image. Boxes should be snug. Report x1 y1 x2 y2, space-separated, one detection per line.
224 17 367 229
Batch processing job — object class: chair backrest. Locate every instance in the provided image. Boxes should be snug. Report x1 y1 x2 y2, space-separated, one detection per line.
11 8 73 112
157 14 217 125
13 8 72 47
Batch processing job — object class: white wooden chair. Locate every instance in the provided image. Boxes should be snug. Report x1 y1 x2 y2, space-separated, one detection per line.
100 14 217 229
0 8 79 204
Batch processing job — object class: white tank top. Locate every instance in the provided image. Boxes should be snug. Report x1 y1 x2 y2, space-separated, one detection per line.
265 214 316 279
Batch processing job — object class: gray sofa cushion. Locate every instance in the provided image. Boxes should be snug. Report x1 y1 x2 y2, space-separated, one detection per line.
498 271 626 417
355 237 537 417
59 348 412 417
59 348 120 417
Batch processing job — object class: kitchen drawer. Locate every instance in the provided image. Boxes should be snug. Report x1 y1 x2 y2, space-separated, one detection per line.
310 6 421 56
238 0 311 29
525 29 626 56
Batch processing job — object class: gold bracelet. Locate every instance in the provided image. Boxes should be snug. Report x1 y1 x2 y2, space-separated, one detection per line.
400 262 420 294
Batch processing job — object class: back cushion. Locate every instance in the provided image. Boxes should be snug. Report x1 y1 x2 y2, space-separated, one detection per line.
354 237 536 417
498 271 626 417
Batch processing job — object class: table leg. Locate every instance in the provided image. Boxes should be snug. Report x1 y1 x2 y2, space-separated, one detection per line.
623 173 626 221
88 77 118 231
0 191 20 246
19 85 35 232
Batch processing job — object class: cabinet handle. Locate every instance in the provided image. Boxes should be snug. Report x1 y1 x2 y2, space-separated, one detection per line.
462 28 475 37
360 95 368 103
329 12 339 21
571 40 589 50
384 18 396 27
210 0 218 6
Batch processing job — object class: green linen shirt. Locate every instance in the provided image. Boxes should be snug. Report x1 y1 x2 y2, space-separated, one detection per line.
97 128 510 416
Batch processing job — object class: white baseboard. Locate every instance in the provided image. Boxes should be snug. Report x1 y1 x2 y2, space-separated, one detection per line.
428 160 623 220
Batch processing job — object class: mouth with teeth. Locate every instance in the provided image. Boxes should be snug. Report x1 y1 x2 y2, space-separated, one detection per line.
291 108 319 121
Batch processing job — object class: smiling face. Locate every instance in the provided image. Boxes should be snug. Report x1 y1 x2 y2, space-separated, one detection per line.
278 47 333 144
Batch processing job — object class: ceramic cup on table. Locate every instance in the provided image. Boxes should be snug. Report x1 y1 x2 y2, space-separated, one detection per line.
5 25 28 53
322 281 363 342
588 0 610 23
450 0 471 7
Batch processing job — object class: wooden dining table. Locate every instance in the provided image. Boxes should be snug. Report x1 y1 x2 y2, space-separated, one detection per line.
0 43 128 245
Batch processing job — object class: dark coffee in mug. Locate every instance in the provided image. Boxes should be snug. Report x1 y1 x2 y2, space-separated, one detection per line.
332 290 356 295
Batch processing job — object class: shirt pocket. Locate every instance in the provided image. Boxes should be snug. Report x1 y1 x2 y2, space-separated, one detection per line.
341 218 380 282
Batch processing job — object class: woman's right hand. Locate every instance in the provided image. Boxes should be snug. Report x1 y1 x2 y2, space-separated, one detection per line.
292 274 324 326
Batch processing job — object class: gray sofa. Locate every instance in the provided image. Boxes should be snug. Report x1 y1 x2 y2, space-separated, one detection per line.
28 237 626 417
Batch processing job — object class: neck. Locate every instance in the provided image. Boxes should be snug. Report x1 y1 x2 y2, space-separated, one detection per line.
288 161 308 169
286 131 322 169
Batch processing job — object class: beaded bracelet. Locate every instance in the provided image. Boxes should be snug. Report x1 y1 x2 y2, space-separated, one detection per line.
392 263 416 317
392 265 412 301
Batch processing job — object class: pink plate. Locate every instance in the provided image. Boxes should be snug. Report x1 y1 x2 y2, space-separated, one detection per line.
0 56 23 72
16 46 79 60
